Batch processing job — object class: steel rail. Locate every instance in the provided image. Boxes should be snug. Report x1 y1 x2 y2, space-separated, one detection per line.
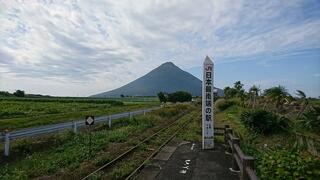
81 113 188 180
125 118 191 180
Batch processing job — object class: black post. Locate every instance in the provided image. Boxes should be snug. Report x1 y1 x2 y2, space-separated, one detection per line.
89 125 92 157
224 125 230 145
225 128 233 154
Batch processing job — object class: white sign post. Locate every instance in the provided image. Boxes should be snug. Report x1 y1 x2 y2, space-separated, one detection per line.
202 56 214 149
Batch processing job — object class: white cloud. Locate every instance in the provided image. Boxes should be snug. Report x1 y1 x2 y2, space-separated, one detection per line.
0 0 319 96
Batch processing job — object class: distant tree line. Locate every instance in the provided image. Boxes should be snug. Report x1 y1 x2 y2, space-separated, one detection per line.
0 90 25 97
157 91 192 103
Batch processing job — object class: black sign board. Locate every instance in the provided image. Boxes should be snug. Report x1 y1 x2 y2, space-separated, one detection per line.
85 116 95 125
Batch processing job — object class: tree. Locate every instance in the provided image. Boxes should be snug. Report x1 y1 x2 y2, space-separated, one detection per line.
264 86 289 113
120 94 124 98
223 87 230 99
167 91 192 103
0 91 12 97
296 90 309 119
157 92 167 103
232 81 247 106
249 85 259 96
224 86 237 99
234 81 244 91
238 89 247 107
13 90 25 97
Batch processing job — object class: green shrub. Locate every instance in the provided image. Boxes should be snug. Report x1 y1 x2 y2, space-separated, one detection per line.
300 105 320 132
167 91 192 103
109 132 128 143
257 148 320 179
158 108 179 117
215 98 234 111
157 105 189 118
240 109 288 135
157 92 167 103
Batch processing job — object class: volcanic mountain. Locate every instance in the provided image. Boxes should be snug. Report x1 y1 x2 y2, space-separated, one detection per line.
91 62 223 97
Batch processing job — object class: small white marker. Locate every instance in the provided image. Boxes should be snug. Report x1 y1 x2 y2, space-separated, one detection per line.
191 143 195 151
179 170 187 174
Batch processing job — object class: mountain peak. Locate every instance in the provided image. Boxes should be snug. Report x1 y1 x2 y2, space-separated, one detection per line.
160 61 176 67
92 61 223 97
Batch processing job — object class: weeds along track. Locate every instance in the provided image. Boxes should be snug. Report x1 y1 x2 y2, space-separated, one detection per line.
82 111 195 180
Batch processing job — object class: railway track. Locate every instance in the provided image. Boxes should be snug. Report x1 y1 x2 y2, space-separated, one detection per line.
82 111 194 180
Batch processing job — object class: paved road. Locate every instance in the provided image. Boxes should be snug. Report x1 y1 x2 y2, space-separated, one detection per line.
137 140 238 180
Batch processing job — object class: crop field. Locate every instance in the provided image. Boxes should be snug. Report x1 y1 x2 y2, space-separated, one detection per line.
0 104 195 179
0 97 160 131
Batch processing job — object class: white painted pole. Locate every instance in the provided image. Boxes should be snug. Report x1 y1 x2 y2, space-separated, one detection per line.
108 116 112 128
202 56 214 149
4 132 10 156
73 122 77 133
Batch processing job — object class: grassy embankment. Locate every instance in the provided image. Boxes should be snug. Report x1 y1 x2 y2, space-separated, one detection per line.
215 98 320 179
0 97 159 131
0 104 194 179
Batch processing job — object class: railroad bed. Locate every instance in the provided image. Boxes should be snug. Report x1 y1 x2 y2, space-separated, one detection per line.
82 111 196 180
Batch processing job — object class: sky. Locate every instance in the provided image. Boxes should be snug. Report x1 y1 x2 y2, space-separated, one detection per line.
0 0 319 97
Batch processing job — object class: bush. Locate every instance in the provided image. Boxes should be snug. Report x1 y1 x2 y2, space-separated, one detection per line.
240 109 288 135
167 91 192 103
158 107 180 118
157 92 167 103
257 148 320 179
156 104 190 118
13 90 25 97
215 98 234 111
300 105 320 132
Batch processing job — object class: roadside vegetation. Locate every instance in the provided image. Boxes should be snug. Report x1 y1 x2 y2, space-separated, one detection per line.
0 104 194 179
0 97 159 131
216 81 320 179
157 91 192 103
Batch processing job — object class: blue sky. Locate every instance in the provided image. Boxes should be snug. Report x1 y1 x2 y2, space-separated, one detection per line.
186 48 320 97
0 0 319 97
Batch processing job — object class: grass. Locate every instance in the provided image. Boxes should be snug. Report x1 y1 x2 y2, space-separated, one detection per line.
0 104 193 179
175 104 243 144
215 104 248 138
214 99 320 179
177 110 202 142
103 108 197 179
0 98 159 131
108 161 137 179
1 127 134 178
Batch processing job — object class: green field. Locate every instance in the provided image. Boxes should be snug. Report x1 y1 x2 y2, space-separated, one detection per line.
0 97 159 131
0 104 193 179
1 91 319 179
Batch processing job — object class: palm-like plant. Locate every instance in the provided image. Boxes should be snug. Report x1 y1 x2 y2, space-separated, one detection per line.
238 89 247 107
296 90 309 119
264 86 289 113
249 85 260 109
